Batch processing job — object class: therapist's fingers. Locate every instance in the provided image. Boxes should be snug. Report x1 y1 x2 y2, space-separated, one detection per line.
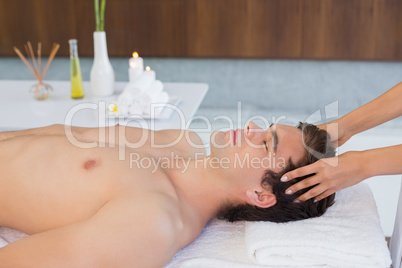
280 161 318 183
314 189 337 202
285 174 324 201
295 183 334 202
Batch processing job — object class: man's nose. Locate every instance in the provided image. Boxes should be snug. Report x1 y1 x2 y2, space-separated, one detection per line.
246 121 265 140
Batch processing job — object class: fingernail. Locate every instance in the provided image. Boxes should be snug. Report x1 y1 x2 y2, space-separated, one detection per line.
285 189 292 195
281 176 288 182
294 199 301 203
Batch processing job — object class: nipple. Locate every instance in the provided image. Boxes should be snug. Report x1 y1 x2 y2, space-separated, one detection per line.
84 160 96 170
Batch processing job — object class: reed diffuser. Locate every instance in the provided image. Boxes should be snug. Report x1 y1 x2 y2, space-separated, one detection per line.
95 0 106 32
13 42 60 100
91 0 115 96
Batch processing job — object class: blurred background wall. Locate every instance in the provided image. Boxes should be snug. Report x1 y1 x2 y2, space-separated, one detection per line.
1 0 402 60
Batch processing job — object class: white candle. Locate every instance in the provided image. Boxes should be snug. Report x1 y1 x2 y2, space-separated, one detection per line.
128 51 144 82
142 66 156 81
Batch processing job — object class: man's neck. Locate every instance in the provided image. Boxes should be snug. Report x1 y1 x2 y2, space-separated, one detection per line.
164 156 242 225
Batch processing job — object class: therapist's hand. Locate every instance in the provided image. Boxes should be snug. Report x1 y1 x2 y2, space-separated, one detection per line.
317 123 350 148
281 151 368 202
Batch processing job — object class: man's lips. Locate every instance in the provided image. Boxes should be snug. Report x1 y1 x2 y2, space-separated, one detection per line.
228 129 238 145
233 129 238 145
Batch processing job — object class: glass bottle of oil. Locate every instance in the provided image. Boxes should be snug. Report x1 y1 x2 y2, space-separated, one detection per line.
69 39 85 99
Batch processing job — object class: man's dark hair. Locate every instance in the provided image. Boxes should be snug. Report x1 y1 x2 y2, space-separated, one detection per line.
217 122 336 223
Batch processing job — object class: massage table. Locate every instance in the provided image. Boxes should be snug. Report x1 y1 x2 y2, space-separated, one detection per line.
391 177 402 268
0 181 397 267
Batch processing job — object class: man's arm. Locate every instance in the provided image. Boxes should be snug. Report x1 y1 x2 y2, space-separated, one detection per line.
0 197 180 267
81 125 207 158
0 124 95 142
0 125 67 141
0 124 207 158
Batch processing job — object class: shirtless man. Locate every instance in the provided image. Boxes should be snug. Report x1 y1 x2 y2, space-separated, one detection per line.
0 122 335 267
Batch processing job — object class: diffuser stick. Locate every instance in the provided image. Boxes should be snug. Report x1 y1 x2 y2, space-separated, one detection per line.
40 43 60 81
38 42 42 78
27 42 39 76
13 47 40 81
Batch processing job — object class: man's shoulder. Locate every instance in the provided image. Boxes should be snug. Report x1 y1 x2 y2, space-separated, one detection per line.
93 192 201 265
41 194 185 267
118 194 186 250
118 193 184 233
147 194 203 248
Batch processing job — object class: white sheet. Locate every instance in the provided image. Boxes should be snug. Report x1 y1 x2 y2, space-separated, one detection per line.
0 226 28 247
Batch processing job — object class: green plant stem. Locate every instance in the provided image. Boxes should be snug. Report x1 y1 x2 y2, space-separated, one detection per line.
100 0 106 31
94 0 100 31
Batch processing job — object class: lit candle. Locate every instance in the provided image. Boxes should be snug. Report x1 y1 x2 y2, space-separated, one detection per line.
142 65 156 81
128 51 144 82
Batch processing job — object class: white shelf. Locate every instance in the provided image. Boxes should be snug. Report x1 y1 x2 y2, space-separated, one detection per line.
0 80 208 130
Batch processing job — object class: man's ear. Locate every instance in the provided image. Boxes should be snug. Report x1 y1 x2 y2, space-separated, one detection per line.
246 189 277 208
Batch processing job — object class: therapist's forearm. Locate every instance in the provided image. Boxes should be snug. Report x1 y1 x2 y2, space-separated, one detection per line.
361 144 402 178
338 83 402 138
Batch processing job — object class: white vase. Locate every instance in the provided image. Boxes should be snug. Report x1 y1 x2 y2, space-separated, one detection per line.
90 31 115 96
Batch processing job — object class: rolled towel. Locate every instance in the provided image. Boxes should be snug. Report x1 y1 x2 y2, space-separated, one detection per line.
244 183 391 268
116 80 170 117
121 83 141 97
141 81 168 116
140 80 164 106
128 101 146 115
143 91 170 117
129 72 155 94
116 91 135 115
122 73 155 99
117 76 155 115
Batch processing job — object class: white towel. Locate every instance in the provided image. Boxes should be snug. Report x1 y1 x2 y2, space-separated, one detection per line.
140 80 164 106
244 183 391 267
116 91 135 115
139 80 166 116
116 80 170 117
116 73 156 115
124 72 155 95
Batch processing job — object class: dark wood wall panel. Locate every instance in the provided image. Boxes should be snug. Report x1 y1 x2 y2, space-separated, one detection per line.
372 1 402 60
185 1 303 58
0 0 78 56
0 0 401 60
302 0 402 60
